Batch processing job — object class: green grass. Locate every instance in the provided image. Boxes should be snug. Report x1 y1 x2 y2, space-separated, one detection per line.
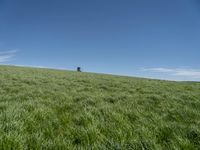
0 65 200 149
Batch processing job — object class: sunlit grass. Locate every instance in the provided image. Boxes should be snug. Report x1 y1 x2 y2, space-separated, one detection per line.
0 65 200 149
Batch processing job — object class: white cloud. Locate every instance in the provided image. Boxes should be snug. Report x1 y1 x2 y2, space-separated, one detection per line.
173 69 200 78
0 50 18 62
140 67 200 80
141 68 173 73
11 64 67 71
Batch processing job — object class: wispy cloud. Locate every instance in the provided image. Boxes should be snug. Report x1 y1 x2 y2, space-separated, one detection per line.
140 67 200 80
0 50 18 63
12 64 67 71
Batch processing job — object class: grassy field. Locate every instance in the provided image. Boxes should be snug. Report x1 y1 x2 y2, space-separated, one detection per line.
0 65 200 149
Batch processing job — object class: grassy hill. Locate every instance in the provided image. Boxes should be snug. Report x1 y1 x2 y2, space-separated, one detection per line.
0 65 200 149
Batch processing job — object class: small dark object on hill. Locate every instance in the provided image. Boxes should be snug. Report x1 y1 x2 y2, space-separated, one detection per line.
77 67 82 72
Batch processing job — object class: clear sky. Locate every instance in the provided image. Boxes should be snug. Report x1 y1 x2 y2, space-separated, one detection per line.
0 0 200 81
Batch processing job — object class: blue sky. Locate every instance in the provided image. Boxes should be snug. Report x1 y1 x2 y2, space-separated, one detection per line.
0 0 200 81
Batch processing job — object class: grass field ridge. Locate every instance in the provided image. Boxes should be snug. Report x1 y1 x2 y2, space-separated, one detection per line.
0 65 200 149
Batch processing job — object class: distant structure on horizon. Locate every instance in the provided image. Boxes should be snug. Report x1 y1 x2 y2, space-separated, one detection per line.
77 67 82 72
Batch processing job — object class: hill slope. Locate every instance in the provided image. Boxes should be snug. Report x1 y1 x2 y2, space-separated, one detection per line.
0 65 200 149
